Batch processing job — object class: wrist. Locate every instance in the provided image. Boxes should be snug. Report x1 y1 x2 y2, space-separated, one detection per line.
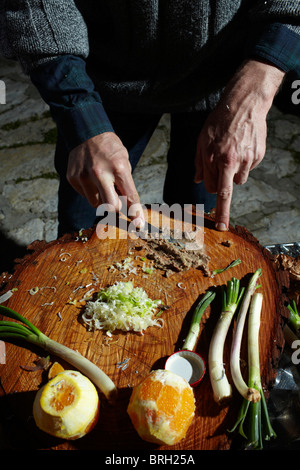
222 59 285 115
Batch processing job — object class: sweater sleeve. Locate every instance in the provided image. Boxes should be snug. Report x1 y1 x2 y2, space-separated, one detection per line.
0 0 89 73
246 22 300 74
30 55 115 152
248 0 300 30
0 1 114 151
245 1 300 73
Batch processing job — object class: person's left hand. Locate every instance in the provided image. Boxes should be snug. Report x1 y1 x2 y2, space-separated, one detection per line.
195 59 285 231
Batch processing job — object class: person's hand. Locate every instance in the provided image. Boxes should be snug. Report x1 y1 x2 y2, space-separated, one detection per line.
195 60 285 231
67 131 145 228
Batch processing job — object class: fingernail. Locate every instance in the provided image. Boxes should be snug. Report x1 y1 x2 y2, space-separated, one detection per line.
215 222 227 231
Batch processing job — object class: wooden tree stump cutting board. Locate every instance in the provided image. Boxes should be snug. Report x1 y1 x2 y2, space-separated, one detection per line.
0 208 288 450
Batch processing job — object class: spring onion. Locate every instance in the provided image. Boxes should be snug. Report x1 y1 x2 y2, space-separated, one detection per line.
212 258 242 276
230 268 262 402
229 292 276 449
287 300 300 336
208 278 244 403
0 305 117 402
284 300 300 346
182 290 216 351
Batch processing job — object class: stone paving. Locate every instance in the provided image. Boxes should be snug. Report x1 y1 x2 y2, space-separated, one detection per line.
1 56 300 273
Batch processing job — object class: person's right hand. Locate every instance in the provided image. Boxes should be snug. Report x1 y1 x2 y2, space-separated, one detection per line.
67 132 145 228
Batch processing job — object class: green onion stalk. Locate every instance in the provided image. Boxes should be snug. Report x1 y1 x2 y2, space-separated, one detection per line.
0 305 117 402
208 278 245 403
182 290 216 351
211 258 242 277
283 300 300 346
230 268 262 403
287 300 300 336
229 292 276 449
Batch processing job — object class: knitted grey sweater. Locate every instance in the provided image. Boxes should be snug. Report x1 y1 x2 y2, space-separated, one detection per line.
1 0 300 113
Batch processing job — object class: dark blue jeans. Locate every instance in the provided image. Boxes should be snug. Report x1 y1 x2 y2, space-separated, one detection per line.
54 110 217 237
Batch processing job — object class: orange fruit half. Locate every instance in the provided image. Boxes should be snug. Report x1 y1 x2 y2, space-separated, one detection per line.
33 370 99 439
127 369 195 445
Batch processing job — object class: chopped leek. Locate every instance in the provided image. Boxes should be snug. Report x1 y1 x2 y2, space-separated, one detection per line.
0 305 117 401
82 281 162 334
208 278 244 403
182 290 216 351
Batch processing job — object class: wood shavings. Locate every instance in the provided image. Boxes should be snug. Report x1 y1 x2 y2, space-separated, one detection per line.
116 358 131 371
92 271 99 284
72 285 86 293
75 229 89 243
104 337 119 346
113 257 138 276
0 290 14 304
41 286 56 293
109 256 154 278
28 286 56 296
59 252 71 262
177 282 186 289
28 287 39 295
82 288 95 300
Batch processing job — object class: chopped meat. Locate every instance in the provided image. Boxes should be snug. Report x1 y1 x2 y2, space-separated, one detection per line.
134 229 210 277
